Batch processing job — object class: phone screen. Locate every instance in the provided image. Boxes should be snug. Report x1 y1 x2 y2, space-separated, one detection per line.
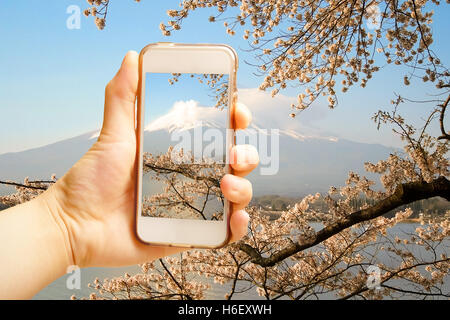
142 72 230 221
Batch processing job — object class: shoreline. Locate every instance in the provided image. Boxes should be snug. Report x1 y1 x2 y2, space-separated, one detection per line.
260 210 447 224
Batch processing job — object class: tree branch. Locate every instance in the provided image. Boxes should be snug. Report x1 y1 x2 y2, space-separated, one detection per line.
339 258 450 299
438 94 450 140
239 176 450 267
144 163 220 188
159 258 192 300
0 180 48 191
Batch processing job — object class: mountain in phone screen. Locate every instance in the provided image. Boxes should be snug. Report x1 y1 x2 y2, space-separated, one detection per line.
142 73 230 221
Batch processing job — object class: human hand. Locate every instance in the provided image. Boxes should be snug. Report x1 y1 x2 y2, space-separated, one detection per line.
41 51 259 268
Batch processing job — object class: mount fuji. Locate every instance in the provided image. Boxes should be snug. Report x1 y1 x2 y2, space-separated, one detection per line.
0 100 396 197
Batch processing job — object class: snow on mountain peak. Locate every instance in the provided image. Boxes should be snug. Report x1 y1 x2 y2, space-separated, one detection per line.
144 100 223 133
89 99 339 143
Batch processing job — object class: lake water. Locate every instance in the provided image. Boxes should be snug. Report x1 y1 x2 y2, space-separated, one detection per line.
33 223 449 300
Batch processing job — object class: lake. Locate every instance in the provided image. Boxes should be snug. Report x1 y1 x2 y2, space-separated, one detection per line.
33 222 450 300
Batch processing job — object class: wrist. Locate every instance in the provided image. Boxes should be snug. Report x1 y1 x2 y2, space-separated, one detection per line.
0 187 73 298
38 186 75 269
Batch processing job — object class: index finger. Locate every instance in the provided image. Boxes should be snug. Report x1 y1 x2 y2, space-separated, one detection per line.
232 102 252 130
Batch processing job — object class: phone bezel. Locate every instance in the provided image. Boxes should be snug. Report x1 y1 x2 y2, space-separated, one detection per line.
135 43 238 249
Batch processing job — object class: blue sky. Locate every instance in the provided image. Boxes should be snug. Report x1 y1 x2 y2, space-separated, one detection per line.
0 1 449 154
145 73 228 123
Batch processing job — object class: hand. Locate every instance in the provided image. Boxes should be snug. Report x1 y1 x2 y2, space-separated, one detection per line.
41 51 259 268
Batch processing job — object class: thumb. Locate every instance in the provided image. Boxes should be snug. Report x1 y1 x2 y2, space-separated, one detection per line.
100 51 139 141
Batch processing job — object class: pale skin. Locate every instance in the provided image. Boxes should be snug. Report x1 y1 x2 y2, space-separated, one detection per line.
0 51 259 299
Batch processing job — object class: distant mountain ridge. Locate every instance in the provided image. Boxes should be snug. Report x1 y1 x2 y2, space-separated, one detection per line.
145 100 224 133
0 100 396 197
0 128 395 197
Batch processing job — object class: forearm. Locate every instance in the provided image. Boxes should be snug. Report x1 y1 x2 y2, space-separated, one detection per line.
0 190 72 299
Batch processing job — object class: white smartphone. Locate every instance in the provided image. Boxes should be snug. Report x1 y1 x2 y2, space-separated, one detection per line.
135 43 238 248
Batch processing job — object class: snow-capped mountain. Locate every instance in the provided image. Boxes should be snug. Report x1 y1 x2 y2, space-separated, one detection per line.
145 100 223 133
89 99 339 145
0 100 396 197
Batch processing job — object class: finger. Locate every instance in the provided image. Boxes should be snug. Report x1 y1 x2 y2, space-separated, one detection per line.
220 174 252 211
101 51 139 141
230 144 259 177
233 102 252 130
228 210 250 243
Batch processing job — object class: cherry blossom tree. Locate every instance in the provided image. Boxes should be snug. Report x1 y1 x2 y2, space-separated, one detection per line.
142 148 225 220
2 125 449 299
